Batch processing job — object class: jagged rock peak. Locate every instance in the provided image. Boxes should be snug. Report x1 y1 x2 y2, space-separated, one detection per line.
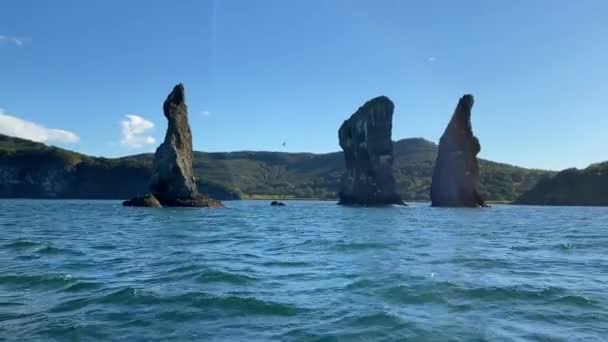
430 94 487 207
163 83 186 115
337 96 405 206
123 83 222 208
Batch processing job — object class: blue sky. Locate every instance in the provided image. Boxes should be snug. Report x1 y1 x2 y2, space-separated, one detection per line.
0 0 606 170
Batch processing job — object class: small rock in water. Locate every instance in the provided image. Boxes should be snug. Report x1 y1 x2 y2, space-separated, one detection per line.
270 201 286 206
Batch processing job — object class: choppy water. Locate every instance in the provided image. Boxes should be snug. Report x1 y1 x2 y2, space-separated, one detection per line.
0 200 607 341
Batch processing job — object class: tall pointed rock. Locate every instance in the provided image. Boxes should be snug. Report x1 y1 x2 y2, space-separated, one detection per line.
124 84 222 207
149 84 198 201
430 94 486 207
338 96 405 206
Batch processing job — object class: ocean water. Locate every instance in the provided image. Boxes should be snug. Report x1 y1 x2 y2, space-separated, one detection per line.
0 200 607 341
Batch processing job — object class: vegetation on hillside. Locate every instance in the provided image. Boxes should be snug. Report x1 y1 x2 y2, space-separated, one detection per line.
0 134 550 201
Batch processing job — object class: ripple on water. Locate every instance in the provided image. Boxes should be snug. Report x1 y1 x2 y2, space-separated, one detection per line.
90 244 116 251
50 287 301 318
332 241 390 252
345 278 377 290
194 270 257 285
62 280 105 293
261 260 311 268
348 312 404 328
382 284 448 305
187 294 301 317
165 264 202 274
1 200 607 341
0 273 75 289
3 240 43 249
34 245 86 257
451 256 515 269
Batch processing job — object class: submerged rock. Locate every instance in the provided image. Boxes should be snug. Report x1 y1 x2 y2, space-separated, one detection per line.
430 94 487 207
124 84 222 208
338 96 405 206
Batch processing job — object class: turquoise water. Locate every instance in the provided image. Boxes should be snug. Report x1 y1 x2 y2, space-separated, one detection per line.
0 200 607 341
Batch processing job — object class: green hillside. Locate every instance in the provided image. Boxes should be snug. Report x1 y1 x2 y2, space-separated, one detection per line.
0 134 549 201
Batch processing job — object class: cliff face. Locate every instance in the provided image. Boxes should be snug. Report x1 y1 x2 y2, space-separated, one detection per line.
0 153 149 199
431 95 486 207
0 134 237 200
515 162 608 206
338 96 404 205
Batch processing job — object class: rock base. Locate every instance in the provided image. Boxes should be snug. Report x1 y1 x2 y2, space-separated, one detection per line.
162 196 223 208
338 193 405 206
122 194 162 208
123 194 222 208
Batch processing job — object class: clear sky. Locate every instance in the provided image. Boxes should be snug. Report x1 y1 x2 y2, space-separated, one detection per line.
1 0 606 170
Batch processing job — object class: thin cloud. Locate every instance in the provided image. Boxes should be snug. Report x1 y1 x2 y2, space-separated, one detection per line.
201 110 211 116
120 114 155 148
0 35 27 46
427 57 437 63
0 109 80 143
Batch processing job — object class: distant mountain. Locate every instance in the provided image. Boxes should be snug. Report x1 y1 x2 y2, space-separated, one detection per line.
0 134 549 201
515 162 608 206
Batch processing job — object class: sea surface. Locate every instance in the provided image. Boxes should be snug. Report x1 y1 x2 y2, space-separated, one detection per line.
0 200 607 341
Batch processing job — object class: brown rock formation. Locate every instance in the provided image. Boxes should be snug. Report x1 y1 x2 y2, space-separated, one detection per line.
430 94 486 207
338 96 405 206
123 84 222 208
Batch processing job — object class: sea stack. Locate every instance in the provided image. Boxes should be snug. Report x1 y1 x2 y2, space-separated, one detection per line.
123 84 222 208
430 94 487 207
338 96 405 206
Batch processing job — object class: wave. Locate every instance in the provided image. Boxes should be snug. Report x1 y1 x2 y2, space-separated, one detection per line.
511 245 537 251
90 244 116 251
553 242 574 250
452 256 515 269
511 242 575 252
143 265 256 285
461 285 567 301
165 264 202 274
2 240 42 249
50 288 300 317
345 279 377 290
62 280 104 292
332 241 389 252
2 240 85 257
34 245 85 257
349 312 403 327
549 295 598 307
194 270 257 285
261 261 311 268
50 287 159 312
391 282 600 309
382 284 447 305
0 273 75 289
187 294 300 316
